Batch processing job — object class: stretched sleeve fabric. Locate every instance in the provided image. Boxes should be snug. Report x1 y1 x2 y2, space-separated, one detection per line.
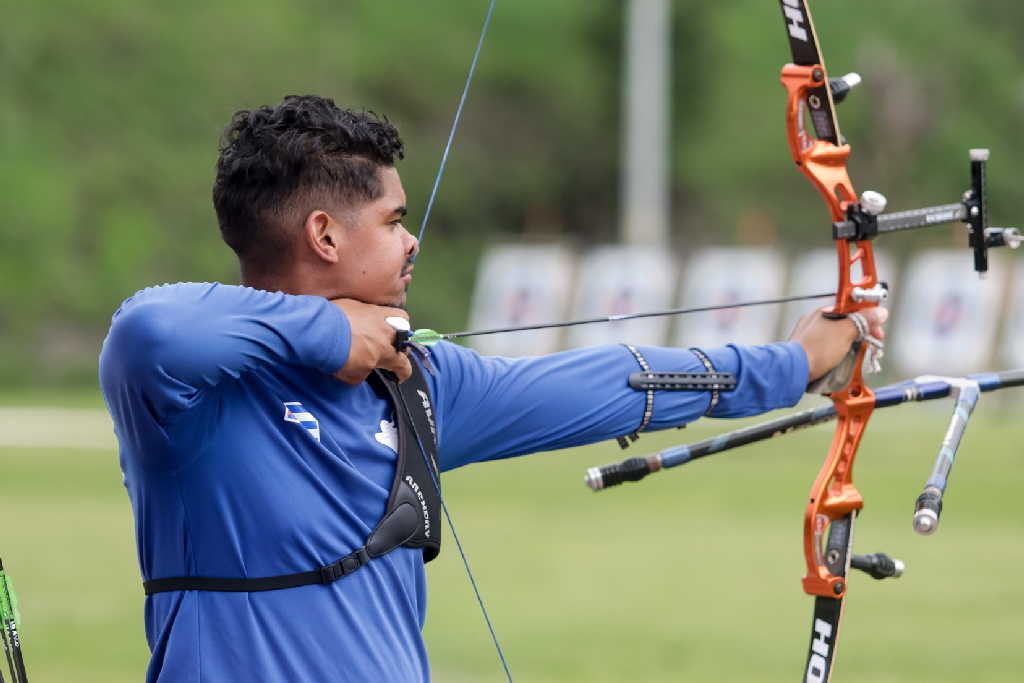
424 340 808 471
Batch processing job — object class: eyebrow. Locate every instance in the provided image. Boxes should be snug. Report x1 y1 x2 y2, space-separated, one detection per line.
389 205 407 219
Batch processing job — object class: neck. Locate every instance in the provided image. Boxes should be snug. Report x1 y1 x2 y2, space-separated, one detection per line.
242 267 352 303
242 263 316 297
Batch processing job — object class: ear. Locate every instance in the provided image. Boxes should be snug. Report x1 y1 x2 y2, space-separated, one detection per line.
303 209 342 264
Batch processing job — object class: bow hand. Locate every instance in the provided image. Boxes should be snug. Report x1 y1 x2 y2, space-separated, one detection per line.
331 299 413 384
789 306 888 392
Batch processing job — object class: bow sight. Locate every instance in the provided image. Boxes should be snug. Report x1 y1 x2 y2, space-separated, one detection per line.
832 148 1021 273
786 40 1022 274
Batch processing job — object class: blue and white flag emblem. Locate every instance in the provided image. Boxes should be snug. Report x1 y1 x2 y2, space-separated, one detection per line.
283 402 320 442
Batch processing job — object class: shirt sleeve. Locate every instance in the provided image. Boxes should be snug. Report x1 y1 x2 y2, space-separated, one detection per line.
99 283 349 426
425 340 809 471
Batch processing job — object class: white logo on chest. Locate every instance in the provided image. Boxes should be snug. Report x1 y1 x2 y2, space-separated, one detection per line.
374 415 398 453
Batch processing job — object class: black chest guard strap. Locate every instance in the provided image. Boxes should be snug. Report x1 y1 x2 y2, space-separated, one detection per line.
368 366 443 562
143 361 442 595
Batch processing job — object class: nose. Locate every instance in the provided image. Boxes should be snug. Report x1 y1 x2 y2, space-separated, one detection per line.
405 229 420 262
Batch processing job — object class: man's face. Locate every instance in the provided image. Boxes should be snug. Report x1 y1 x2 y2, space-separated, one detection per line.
333 166 417 307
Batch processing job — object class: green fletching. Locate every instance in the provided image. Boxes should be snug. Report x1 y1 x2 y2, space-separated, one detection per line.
0 571 19 628
410 328 444 346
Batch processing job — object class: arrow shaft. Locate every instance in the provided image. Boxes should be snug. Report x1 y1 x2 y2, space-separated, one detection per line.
442 291 836 340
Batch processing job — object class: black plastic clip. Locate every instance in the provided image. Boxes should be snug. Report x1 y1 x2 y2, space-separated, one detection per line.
321 547 370 584
616 432 640 450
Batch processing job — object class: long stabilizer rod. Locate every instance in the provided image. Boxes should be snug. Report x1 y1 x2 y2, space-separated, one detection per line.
584 369 1024 492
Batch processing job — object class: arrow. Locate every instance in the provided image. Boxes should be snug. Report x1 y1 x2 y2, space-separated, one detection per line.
407 291 838 346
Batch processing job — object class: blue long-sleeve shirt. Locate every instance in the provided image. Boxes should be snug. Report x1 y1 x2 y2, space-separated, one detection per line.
99 282 808 682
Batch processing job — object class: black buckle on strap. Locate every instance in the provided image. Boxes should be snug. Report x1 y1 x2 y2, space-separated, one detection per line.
320 547 370 584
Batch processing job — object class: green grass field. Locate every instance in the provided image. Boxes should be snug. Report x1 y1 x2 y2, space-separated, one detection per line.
2 398 1022 682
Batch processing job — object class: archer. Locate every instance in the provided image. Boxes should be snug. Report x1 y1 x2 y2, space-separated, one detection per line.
98 94 886 681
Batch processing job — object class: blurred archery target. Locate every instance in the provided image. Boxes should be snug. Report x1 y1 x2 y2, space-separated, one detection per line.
672 247 786 348
465 244 576 357
566 245 677 348
1001 259 1024 368
891 249 1009 376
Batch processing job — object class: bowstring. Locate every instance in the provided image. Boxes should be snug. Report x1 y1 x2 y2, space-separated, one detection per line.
406 2 513 679
414 0 497 253
392 386 514 682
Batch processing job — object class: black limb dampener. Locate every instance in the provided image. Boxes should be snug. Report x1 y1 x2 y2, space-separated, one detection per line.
850 553 905 580
828 73 861 104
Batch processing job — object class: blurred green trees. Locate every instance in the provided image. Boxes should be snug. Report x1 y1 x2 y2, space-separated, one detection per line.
3 0 1023 384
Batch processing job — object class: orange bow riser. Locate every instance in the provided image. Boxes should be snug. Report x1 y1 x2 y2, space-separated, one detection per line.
779 1 879 606
779 59 878 603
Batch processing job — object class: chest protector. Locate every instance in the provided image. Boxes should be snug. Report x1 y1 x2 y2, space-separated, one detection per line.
143 362 442 595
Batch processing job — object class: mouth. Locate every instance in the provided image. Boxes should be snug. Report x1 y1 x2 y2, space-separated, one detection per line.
401 266 414 284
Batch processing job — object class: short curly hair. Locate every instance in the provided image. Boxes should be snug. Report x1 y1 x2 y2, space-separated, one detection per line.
213 94 405 272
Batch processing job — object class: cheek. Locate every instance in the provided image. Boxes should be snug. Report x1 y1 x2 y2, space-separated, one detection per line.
362 235 405 277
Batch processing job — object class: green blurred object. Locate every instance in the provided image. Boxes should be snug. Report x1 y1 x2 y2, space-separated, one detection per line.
0 557 29 682
0 567 20 631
